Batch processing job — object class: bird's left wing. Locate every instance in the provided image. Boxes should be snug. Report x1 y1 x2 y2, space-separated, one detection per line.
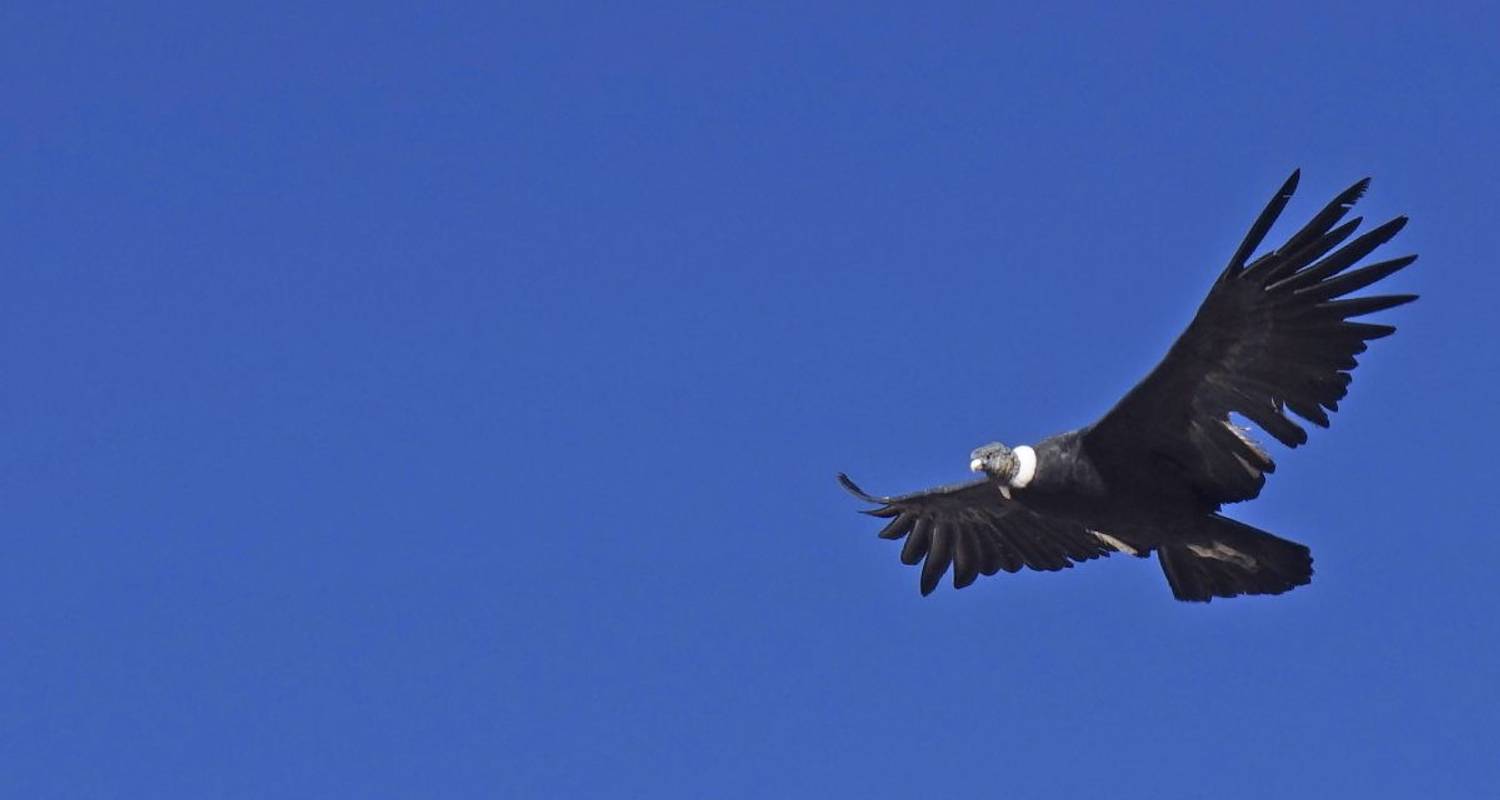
838 474 1118 595
1084 171 1416 505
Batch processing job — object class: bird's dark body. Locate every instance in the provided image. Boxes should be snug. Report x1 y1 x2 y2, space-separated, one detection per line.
840 171 1417 602
1013 431 1194 535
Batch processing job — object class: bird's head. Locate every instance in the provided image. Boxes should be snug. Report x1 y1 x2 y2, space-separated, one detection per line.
969 442 1019 481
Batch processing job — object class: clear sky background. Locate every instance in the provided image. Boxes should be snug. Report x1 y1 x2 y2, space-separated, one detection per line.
5 3 1498 798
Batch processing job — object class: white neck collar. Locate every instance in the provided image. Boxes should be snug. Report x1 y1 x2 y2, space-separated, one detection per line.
1010 445 1037 489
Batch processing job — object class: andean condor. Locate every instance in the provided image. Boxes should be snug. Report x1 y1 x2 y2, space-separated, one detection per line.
839 171 1417 602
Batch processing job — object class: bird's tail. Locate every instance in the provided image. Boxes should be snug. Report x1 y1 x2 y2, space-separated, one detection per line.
1157 515 1313 602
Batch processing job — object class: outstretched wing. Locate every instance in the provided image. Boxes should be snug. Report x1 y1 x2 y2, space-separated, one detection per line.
1085 171 1417 505
837 474 1121 596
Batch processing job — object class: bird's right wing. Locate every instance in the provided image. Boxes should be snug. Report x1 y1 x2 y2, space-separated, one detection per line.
838 474 1121 596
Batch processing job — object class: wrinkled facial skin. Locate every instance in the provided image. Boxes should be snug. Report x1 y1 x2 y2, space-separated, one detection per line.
969 442 1017 479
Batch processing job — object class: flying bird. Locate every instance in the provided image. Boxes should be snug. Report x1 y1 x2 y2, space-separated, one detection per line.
839 171 1416 601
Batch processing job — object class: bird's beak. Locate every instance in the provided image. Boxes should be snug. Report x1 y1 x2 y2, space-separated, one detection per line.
970 458 984 473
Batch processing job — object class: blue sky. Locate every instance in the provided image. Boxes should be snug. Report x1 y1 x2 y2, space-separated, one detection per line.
5 3 1498 797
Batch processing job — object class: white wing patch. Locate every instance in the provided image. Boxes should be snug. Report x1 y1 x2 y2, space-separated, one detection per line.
1222 419 1272 464
1091 530 1138 555
1186 542 1258 570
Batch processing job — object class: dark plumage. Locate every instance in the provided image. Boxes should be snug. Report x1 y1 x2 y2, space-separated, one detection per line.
839 171 1416 602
